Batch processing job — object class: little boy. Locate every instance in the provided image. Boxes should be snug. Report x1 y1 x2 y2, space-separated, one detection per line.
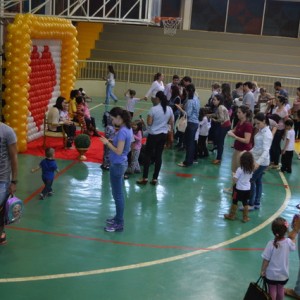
281 119 295 173
31 148 59 199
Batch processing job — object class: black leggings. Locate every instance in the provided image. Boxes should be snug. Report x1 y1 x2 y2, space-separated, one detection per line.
270 129 284 165
142 133 167 180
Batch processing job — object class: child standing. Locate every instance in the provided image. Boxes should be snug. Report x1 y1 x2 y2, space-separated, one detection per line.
281 119 295 173
125 89 144 118
31 148 59 200
197 108 211 158
101 112 116 170
261 217 296 300
224 151 254 222
127 120 143 174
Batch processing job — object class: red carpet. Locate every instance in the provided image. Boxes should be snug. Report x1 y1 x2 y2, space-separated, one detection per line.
22 134 104 163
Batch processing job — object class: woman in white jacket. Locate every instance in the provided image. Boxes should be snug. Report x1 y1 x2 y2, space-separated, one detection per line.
144 73 165 101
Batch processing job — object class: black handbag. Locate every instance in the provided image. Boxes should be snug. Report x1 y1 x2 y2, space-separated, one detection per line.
244 276 272 300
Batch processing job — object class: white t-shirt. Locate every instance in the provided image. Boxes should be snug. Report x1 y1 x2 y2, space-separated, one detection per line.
285 129 295 151
126 96 140 113
164 82 173 100
234 167 253 191
262 238 296 281
147 104 173 135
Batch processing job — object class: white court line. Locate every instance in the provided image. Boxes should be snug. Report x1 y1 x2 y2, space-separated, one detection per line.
0 173 290 283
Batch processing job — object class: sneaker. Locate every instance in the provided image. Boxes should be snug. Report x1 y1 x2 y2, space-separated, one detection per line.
254 205 260 210
104 223 123 232
248 206 255 211
106 217 116 225
0 232 7 245
39 193 45 200
100 165 110 171
48 191 54 196
285 288 300 299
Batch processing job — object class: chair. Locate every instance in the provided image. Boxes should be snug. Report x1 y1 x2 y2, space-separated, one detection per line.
43 114 67 149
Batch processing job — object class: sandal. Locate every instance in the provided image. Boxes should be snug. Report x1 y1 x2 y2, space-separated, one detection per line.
150 179 158 186
136 178 148 185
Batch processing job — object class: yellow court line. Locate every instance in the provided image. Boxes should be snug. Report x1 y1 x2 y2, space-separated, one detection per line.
0 173 291 283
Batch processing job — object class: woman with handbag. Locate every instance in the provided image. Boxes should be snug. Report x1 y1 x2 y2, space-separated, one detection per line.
176 84 200 167
208 94 231 165
136 91 173 185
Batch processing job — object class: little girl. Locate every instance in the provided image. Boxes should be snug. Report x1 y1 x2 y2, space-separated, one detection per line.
127 120 143 174
197 108 211 158
125 89 143 118
261 217 296 300
224 151 254 222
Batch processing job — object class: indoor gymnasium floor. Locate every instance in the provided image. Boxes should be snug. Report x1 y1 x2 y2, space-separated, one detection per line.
1 97 300 300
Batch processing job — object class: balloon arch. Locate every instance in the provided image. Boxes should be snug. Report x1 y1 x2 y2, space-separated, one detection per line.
2 14 78 152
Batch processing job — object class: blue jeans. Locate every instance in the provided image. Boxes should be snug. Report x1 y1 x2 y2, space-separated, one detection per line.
110 162 128 225
105 84 118 104
184 122 199 166
249 165 267 207
41 177 53 197
0 181 10 232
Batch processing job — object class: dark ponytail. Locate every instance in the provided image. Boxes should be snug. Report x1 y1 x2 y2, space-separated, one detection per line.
156 91 168 113
186 83 195 100
238 105 252 121
255 112 269 125
109 107 131 129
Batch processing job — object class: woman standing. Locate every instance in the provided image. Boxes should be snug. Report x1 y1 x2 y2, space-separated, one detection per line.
144 73 165 101
99 108 132 232
270 96 289 169
136 91 173 185
103 65 118 105
249 113 273 209
47 96 76 148
228 105 253 172
176 84 200 167
209 94 231 164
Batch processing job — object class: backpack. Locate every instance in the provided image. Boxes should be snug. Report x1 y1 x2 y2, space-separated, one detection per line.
5 195 24 224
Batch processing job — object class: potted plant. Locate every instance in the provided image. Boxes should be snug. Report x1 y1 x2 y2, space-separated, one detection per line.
74 134 91 161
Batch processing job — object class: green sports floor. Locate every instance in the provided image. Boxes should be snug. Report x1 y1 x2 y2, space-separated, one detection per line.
1 97 300 300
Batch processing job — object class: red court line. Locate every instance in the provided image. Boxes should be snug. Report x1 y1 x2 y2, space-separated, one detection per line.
7 225 264 252
23 160 78 204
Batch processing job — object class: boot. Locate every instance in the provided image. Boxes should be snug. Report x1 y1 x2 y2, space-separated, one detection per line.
224 204 238 220
242 205 250 223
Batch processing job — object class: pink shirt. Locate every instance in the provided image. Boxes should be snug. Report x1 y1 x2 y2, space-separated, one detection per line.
132 130 142 151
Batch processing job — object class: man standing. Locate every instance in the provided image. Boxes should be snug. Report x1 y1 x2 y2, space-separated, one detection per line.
164 74 180 101
274 81 289 99
242 81 255 113
0 121 18 245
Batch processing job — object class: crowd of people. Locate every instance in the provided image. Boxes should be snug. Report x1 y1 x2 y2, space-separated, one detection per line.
1 68 300 299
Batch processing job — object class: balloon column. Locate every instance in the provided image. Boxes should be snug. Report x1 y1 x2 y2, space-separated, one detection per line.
2 14 78 152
